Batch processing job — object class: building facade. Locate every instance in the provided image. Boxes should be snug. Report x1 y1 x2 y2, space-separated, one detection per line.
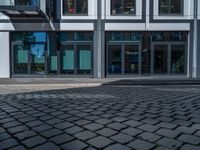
0 0 199 78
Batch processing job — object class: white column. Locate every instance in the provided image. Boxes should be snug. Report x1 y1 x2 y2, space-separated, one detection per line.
0 32 10 78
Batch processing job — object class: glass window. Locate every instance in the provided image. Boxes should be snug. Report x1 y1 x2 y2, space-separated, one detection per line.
59 32 93 41
11 32 47 42
159 0 183 15
63 0 88 15
111 0 136 15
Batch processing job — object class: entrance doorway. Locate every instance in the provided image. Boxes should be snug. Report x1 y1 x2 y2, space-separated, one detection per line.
107 43 141 75
151 43 186 74
12 42 47 76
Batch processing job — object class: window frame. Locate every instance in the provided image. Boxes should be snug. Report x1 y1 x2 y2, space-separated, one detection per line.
63 0 88 16
159 0 184 16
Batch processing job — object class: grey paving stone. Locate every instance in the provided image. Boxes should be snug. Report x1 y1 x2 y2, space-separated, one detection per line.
0 132 11 142
83 123 104 131
154 146 170 150
180 144 200 150
65 126 84 135
21 136 47 148
32 124 53 132
175 126 196 134
40 128 63 138
74 130 97 140
156 128 180 138
0 127 5 133
111 117 127 122
156 137 183 149
50 133 74 144
192 124 200 130
74 119 91 126
94 118 112 125
195 131 200 137
9 145 27 150
178 134 200 145
45 118 63 125
123 120 142 127
0 138 19 150
111 133 133 144
32 142 60 150
122 127 143 136
87 136 113 148
14 130 37 140
128 139 155 150
157 122 177 129
54 122 74 130
61 140 88 150
138 124 159 132
107 122 127 131
141 118 160 125
2 121 22 128
104 144 131 150
138 132 161 142
25 120 43 127
7 125 29 134
84 147 97 150
96 128 117 137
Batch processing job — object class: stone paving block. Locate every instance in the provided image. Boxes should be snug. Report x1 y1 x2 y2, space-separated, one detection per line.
194 131 200 137
0 127 5 133
156 128 180 138
7 125 29 134
122 127 143 136
141 118 160 125
32 124 53 132
25 120 43 127
178 134 200 145
156 137 183 149
154 146 170 150
65 126 84 135
110 133 134 144
123 120 142 127
84 147 97 150
61 140 88 150
107 122 127 131
137 132 161 142
21 136 47 148
138 124 159 132
0 132 11 142
111 117 127 122
104 144 131 150
2 121 22 128
0 138 19 150
180 144 200 150
128 139 155 150
9 145 27 150
87 136 113 149
157 122 177 129
74 130 97 140
192 124 200 130
94 118 113 125
175 126 196 134
18 117 36 123
40 128 63 138
54 122 74 130
14 130 37 140
45 118 63 125
83 123 104 131
32 142 60 150
96 128 117 137
74 119 91 126
50 133 74 144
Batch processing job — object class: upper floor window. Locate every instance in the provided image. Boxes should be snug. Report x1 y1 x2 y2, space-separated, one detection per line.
111 0 136 15
159 0 183 15
63 0 88 15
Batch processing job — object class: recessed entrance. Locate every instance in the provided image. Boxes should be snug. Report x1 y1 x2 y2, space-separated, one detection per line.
107 43 141 75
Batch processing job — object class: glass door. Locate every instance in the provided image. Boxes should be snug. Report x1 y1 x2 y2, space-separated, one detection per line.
13 44 29 74
153 45 168 74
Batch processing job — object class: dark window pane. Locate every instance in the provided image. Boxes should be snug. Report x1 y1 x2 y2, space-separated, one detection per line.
159 0 183 15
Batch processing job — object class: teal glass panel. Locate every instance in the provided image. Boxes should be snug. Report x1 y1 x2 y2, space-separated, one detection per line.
50 56 57 71
18 50 28 64
63 50 74 70
79 50 91 70
34 56 45 64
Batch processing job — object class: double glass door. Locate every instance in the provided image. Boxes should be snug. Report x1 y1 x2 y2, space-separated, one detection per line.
152 43 186 74
107 43 141 75
12 43 46 75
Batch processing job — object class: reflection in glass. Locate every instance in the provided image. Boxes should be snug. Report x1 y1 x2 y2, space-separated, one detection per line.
108 45 122 74
13 45 28 74
171 45 185 74
159 0 183 15
154 45 168 73
30 44 45 74
125 45 139 73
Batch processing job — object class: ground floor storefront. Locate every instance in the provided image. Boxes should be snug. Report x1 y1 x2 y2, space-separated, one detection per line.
0 31 193 78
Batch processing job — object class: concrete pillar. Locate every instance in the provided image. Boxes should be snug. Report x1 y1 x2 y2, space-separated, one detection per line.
0 32 10 78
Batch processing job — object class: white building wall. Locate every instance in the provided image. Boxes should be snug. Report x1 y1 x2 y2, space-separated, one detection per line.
0 32 10 78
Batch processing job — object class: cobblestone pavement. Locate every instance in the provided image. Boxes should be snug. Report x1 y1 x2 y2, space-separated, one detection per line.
0 85 200 150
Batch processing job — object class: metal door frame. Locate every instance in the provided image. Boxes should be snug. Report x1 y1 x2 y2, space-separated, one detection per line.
151 42 187 75
106 41 142 76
